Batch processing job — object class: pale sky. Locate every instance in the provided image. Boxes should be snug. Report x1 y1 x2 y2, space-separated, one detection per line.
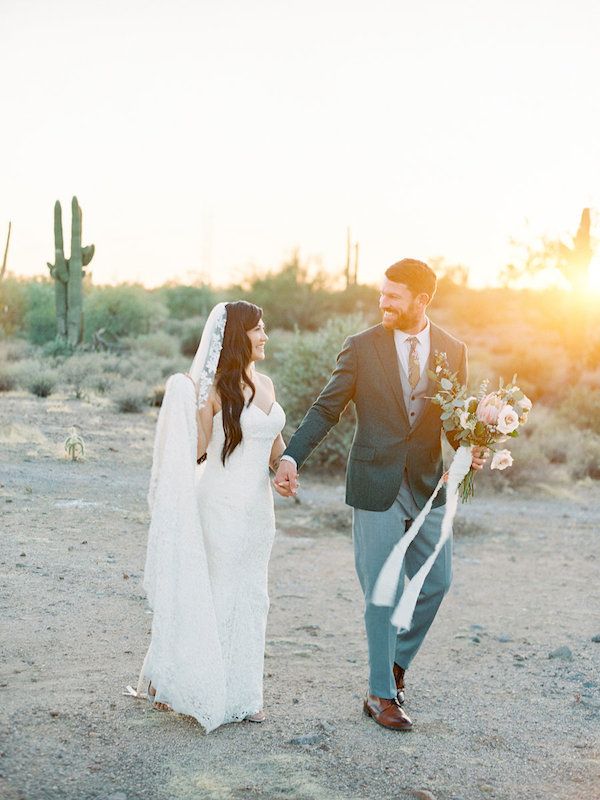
2 0 600 288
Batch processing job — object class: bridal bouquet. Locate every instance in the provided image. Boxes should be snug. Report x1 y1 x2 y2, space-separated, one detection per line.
430 351 532 502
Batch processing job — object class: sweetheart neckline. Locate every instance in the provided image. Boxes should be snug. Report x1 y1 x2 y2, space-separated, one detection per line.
213 401 281 419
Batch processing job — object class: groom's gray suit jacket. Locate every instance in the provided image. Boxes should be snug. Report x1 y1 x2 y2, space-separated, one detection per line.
283 321 468 512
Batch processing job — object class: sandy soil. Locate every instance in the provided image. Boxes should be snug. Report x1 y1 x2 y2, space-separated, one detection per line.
1 391 599 800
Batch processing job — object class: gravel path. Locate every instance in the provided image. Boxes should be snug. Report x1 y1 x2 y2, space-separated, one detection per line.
1 392 599 800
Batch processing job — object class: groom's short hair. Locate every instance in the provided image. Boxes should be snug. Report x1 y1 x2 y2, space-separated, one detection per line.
385 259 437 301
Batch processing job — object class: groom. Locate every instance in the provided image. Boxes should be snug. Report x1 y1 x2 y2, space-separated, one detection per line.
274 258 487 730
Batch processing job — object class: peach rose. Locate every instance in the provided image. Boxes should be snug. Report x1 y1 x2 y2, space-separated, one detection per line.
496 405 519 435
490 449 514 470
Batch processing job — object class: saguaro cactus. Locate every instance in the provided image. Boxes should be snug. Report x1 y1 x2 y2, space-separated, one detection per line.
0 221 11 281
47 197 95 345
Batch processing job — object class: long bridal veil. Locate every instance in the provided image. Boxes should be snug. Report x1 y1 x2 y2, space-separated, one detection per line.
134 304 229 731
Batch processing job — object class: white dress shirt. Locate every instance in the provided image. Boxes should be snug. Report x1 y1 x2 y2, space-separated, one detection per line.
393 317 430 380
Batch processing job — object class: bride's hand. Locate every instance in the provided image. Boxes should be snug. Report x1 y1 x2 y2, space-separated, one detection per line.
273 460 298 498
471 447 489 471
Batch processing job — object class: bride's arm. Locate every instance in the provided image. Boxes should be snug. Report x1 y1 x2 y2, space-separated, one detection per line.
263 374 285 471
197 388 217 462
269 433 286 472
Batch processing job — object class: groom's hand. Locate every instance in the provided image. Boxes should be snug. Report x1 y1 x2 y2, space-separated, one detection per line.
273 460 298 497
471 447 489 471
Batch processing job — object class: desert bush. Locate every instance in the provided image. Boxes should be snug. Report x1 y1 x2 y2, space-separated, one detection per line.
156 284 217 319
491 343 569 403
84 285 167 342
89 372 118 395
59 354 107 399
0 338 33 362
233 258 343 331
27 370 58 398
479 405 600 489
130 331 180 359
165 316 206 357
113 381 149 413
0 278 28 335
42 338 75 358
558 386 600 434
23 281 56 344
272 314 369 469
149 383 165 407
0 364 18 392
10 358 45 389
584 334 600 370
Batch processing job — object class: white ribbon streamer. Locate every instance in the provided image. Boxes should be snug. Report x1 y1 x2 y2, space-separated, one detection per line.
371 445 474 631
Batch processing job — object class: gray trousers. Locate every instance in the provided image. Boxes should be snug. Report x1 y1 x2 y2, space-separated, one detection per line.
352 475 452 698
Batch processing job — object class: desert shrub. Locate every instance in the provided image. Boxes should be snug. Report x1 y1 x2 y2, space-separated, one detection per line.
41 338 75 358
27 371 58 398
584 334 600 370
89 372 118 395
130 331 180 359
59 353 108 399
0 364 18 392
558 386 600 434
0 278 28 335
84 285 167 342
23 281 56 344
233 258 339 331
480 405 600 488
492 343 569 403
94 353 123 374
0 338 33 362
113 381 149 413
165 316 206 357
156 284 217 319
272 314 369 469
149 383 165 407
10 358 45 389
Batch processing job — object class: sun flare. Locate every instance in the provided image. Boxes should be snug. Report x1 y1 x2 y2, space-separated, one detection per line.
588 258 600 293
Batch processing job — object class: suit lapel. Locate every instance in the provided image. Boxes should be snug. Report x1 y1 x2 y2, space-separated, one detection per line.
411 321 445 434
373 325 409 426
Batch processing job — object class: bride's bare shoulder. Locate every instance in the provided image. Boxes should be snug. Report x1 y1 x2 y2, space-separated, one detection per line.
254 371 275 396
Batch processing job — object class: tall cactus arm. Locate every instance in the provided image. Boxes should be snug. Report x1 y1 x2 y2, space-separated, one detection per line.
47 201 69 284
71 196 82 264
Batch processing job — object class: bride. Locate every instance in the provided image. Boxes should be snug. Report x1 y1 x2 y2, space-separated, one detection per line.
132 301 286 732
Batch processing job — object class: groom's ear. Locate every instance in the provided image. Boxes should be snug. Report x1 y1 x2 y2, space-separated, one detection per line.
416 291 431 307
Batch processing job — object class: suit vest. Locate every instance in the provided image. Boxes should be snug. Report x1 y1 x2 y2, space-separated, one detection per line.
398 358 429 427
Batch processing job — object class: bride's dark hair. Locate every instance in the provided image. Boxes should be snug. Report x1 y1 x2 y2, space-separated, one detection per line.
215 300 263 465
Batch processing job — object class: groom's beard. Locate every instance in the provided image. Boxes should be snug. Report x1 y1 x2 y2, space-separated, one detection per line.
381 306 420 330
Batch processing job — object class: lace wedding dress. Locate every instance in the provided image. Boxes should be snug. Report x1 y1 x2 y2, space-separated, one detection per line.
135 373 285 732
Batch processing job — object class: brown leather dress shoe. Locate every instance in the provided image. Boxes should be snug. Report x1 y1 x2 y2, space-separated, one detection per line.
363 694 413 731
393 663 406 705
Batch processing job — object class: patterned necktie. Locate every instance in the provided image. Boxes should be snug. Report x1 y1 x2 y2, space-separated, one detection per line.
407 337 420 389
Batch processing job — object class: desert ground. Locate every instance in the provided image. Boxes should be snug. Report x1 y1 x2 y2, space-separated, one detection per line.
1 391 599 800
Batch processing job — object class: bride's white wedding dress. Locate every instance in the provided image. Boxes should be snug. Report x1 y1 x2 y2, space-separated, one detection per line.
135 373 285 732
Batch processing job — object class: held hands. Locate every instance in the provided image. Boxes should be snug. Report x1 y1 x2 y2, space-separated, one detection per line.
273 460 298 498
